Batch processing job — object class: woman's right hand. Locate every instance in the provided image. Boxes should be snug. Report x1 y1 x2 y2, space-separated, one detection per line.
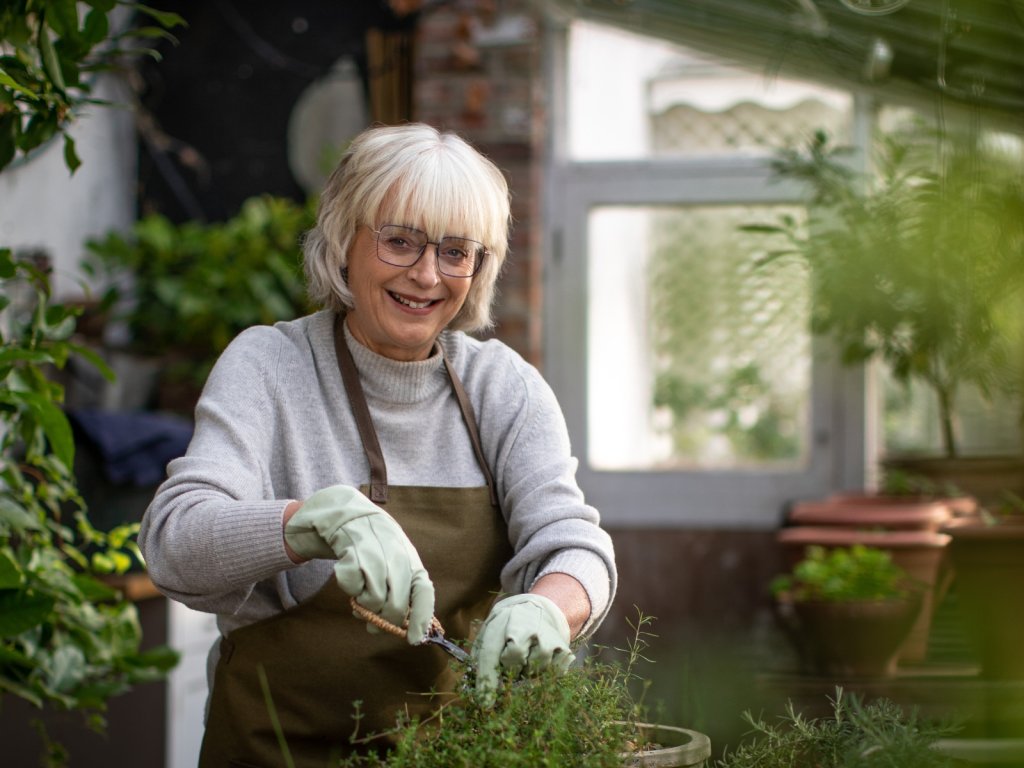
283 484 435 643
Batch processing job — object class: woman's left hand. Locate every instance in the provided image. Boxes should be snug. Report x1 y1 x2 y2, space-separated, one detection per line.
471 593 573 705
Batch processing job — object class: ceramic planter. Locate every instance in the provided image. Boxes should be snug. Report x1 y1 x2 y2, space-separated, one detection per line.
940 517 1024 679
620 723 711 767
774 589 924 678
776 527 951 664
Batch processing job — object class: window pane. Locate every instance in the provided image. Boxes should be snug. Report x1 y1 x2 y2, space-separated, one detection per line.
588 205 811 470
568 21 851 160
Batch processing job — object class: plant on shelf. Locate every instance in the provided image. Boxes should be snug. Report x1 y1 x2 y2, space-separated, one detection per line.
771 545 924 677
81 194 316 413
771 544 910 603
0 250 178 764
714 687 959 768
743 125 1024 494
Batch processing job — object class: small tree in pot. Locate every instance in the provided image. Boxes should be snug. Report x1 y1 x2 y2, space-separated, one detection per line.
744 125 1024 501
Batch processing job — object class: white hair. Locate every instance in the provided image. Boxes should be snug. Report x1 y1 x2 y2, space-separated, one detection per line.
302 123 511 332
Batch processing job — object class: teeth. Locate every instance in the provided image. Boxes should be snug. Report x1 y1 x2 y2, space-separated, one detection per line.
392 292 432 309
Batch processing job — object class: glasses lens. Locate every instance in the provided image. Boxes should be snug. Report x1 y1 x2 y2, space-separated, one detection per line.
437 237 483 277
377 225 426 267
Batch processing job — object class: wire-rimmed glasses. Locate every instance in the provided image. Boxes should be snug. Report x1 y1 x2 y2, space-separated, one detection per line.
372 224 486 278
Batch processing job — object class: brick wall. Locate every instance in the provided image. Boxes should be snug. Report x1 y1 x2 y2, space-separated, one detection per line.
412 0 544 366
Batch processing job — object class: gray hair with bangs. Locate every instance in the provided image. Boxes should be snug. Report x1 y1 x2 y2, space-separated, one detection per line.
303 123 511 332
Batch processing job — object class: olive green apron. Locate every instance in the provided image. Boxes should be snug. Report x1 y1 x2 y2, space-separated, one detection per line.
198 315 510 768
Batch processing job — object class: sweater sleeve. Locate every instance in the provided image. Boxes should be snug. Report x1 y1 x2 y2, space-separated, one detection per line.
138 326 298 614
480 346 617 638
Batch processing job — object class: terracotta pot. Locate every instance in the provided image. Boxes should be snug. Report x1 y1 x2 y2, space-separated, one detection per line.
620 723 711 767
774 590 924 678
883 455 1024 509
788 493 961 531
941 517 1024 679
776 527 952 664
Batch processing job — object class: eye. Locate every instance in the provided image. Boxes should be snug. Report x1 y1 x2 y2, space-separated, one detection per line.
386 235 415 251
441 245 470 262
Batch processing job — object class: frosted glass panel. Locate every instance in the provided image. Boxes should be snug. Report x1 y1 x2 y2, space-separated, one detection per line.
588 205 811 470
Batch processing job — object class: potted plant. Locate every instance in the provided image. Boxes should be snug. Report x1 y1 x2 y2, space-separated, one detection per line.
80 194 316 415
259 613 711 767
715 687 960 768
771 545 925 677
744 125 1024 505
0 250 178 764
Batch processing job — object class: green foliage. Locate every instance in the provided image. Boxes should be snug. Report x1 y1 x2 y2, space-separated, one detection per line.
0 249 178 742
745 126 1024 459
82 195 317 391
771 545 909 603
0 1 186 173
878 468 963 500
265 613 666 768
715 688 958 768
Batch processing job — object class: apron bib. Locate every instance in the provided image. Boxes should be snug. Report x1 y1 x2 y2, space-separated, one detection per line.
199 315 510 768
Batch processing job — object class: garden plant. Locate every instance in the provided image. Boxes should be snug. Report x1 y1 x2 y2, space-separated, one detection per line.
259 612 709 768
715 687 959 768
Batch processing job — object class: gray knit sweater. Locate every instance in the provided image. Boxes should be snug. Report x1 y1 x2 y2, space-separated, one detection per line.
139 310 615 651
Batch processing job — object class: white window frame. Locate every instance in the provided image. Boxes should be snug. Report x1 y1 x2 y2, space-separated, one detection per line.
540 20 876 528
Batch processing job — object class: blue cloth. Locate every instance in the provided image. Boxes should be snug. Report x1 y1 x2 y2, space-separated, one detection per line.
70 409 193 487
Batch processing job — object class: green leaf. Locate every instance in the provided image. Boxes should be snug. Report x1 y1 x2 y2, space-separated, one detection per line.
132 5 189 30
0 591 56 637
0 497 43 532
0 549 23 588
73 574 118 602
0 674 44 708
17 390 75 469
44 644 87 693
82 9 110 47
38 17 67 94
63 133 81 174
0 66 39 99
19 109 59 152
0 113 17 170
45 0 81 39
69 342 116 382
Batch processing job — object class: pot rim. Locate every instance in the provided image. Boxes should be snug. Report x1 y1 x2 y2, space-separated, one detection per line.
616 721 711 766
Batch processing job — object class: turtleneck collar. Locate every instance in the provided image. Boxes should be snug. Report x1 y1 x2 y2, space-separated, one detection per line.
341 317 449 405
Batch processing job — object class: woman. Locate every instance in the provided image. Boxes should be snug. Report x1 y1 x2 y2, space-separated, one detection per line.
139 123 617 767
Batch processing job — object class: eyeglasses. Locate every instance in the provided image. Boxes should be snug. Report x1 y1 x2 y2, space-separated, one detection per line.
372 224 486 278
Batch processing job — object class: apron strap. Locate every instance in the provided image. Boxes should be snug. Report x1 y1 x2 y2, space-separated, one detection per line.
333 313 499 508
334 314 389 503
442 352 499 508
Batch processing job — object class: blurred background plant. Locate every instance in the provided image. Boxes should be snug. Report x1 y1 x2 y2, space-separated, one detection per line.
744 125 1024 461
80 194 316 412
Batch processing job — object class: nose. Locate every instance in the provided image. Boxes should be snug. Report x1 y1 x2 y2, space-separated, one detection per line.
406 243 442 286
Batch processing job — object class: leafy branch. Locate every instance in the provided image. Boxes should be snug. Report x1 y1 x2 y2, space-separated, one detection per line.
0 248 177 742
0 0 186 173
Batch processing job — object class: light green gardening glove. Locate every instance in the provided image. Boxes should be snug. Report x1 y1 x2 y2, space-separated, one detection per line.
471 593 573 704
284 484 435 643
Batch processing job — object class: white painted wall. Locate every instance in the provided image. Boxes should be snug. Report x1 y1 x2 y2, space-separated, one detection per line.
167 602 219 768
0 74 136 299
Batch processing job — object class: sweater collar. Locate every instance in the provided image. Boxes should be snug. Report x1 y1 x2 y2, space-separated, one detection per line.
341 317 449 405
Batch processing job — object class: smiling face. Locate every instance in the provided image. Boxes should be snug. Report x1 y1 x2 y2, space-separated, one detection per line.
344 224 474 361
